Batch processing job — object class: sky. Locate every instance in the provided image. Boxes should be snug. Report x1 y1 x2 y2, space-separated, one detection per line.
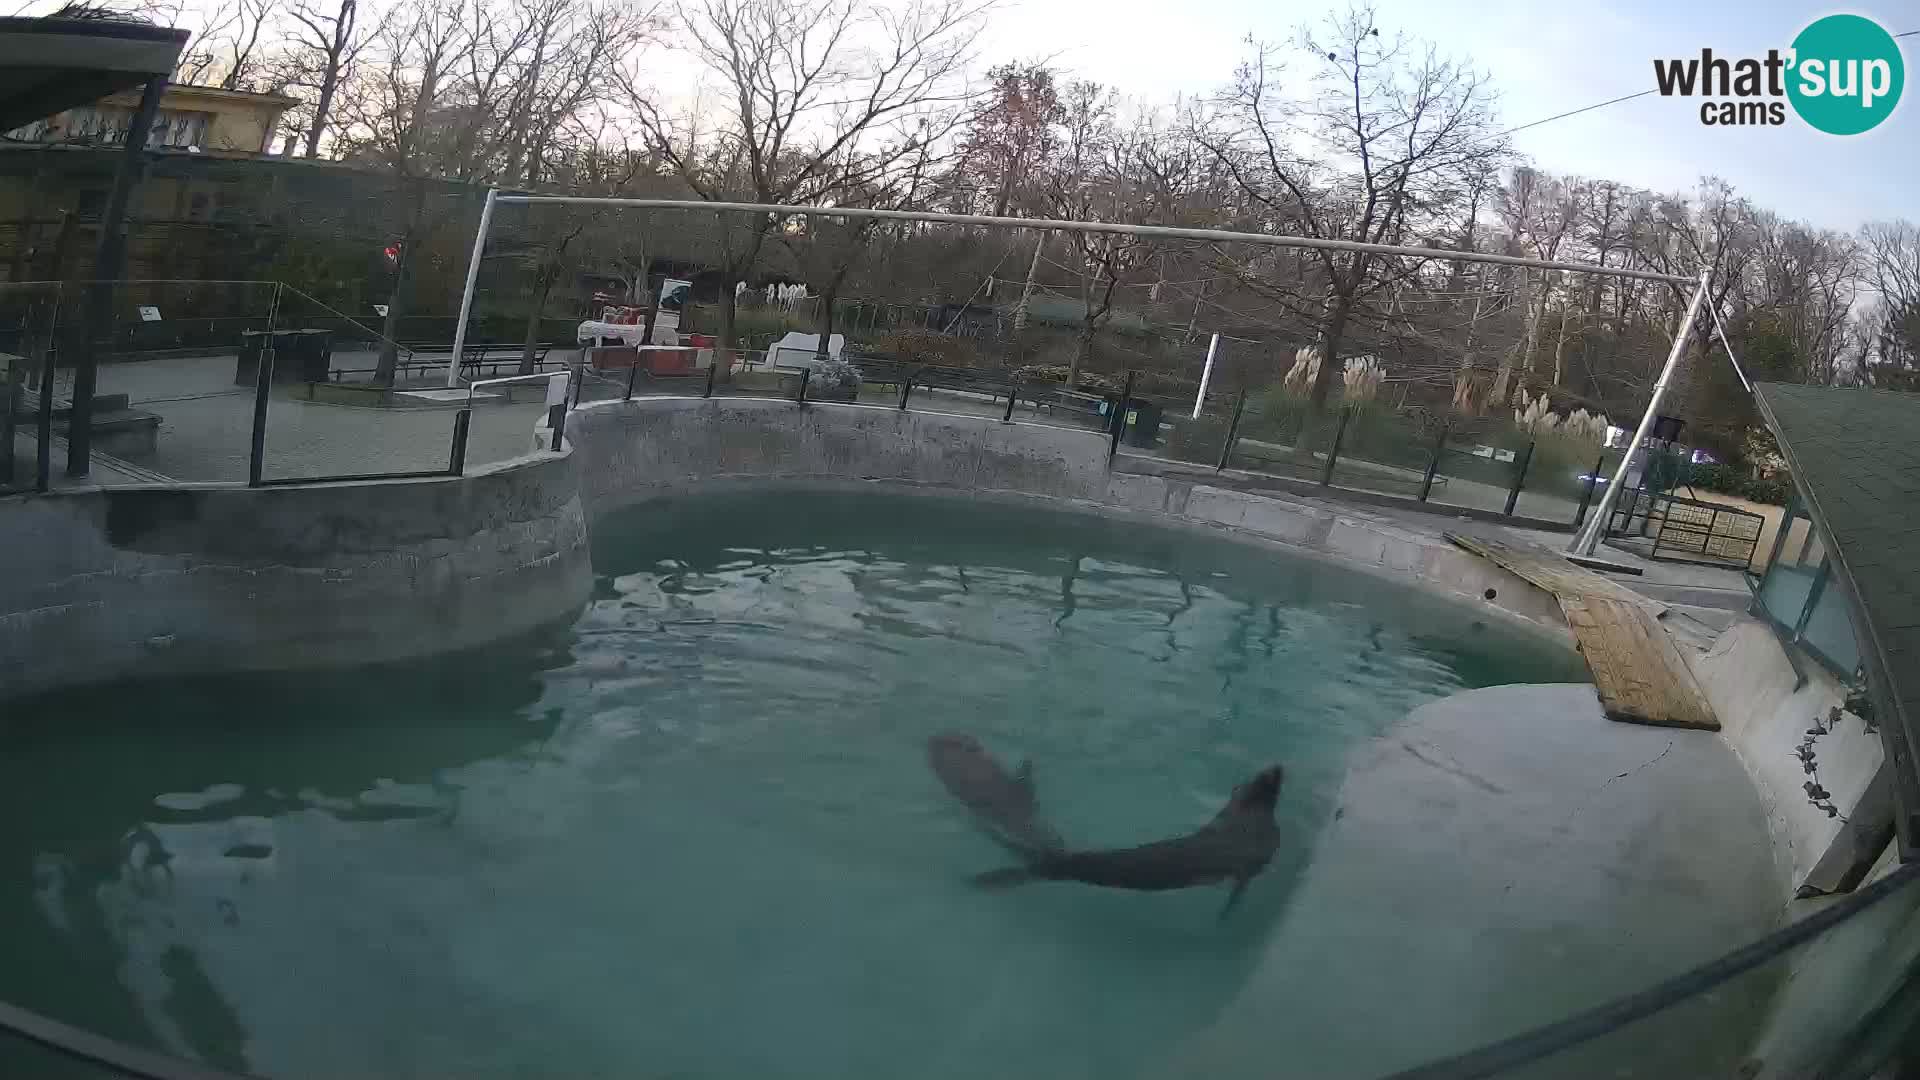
976 0 1916 233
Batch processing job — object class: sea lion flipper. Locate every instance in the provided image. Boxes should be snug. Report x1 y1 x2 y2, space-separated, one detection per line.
1218 876 1252 921
973 866 1037 890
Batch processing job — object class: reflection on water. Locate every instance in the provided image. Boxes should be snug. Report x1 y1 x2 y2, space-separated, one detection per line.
0 491 1580 1079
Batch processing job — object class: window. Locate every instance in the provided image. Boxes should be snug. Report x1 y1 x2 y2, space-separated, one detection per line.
1753 495 1863 678
152 110 210 149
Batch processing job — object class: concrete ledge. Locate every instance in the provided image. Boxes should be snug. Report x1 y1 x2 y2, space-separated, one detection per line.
0 450 592 701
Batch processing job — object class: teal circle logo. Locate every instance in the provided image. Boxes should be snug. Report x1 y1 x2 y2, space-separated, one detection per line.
1787 14 1904 135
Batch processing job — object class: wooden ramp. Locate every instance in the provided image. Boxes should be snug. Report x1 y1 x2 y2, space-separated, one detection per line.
1448 533 1720 731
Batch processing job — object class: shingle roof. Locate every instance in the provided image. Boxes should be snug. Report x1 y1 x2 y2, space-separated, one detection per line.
1753 383 1920 765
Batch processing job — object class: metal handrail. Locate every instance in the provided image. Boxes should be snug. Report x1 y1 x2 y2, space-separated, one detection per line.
465 370 568 409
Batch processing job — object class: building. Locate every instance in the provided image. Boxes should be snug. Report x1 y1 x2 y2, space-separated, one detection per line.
6 81 296 155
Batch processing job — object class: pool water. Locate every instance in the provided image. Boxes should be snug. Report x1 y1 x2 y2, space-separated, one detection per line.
0 491 1582 1079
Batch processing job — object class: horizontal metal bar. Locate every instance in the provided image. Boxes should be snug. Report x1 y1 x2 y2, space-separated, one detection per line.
467 369 565 408
0 999 258 1080
256 469 452 486
494 195 1693 285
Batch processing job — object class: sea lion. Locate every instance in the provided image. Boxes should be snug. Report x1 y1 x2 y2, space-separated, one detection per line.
972 764 1284 919
927 732 1065 854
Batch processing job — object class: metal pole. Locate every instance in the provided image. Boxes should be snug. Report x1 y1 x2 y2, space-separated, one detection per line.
1192 332 1219 419
69 75 167 478
446 187 498 388
448 408 471 475
1570 268 1711 556
796 367 810 404
1573 454 1606 527
898 376 913 410
1107 371 1135 462
246 283 283 488
1002 381 1018 423
1419 421 1449 502
1504 439 1535 517
624 351 639 400
703 359 717 398
1215 389 1247 472
495 196 1694 286
1320 406 1351 486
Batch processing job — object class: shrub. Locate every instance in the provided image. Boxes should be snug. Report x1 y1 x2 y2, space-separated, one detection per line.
871 328 982 368
811 358 862 391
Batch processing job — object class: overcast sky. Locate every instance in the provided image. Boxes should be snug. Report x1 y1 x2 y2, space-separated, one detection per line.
979 0 1915 234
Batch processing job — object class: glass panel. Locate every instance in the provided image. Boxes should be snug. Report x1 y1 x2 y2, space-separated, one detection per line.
1801 567 1863 676
1760 561 1820 631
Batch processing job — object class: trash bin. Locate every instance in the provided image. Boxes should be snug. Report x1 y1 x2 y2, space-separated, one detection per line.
282 329 334 382
1124 398 1163 448
234 330 268 386
234 329 333 385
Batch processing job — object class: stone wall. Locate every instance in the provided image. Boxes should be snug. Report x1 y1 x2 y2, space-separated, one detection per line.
0 452 591 700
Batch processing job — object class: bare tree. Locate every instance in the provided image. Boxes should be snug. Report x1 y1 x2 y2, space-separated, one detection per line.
622 0 988 367
278 0 384 156
174 0 278 90
1200 2 1509 409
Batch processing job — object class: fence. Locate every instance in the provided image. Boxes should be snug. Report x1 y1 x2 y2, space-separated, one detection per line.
1605 488 1766 570
0 279 590 491
1160 390 1625 529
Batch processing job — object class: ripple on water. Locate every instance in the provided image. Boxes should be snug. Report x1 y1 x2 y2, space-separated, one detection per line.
0 490 1582 1079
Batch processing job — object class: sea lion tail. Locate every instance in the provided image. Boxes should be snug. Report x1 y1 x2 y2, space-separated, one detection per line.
972 866 1038 890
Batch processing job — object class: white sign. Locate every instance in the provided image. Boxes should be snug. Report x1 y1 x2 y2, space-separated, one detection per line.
137 306 161 322
372 304 390 317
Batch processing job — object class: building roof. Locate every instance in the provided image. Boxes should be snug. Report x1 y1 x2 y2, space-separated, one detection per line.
0 15 188 133
1753 382 1920 824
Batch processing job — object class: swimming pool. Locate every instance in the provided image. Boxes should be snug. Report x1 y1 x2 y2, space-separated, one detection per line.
0 489 1585 1079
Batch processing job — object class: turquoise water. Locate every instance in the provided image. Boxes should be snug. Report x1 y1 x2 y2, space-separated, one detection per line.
0 491 1581 1079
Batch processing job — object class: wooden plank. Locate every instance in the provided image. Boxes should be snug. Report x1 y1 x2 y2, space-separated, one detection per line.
1447 532 1720 732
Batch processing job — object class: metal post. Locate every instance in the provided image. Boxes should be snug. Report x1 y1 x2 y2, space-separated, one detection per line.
448 408 471 475
1570 267 1711 555
547 403 565 451
1107 371 1136 462
1319 406 1352 486
245 284 284 488
446 187 498 388
1504 439 1535 517
1192 332 1219 419
1002 382 1018 423
703 360 717 398
1573 454 1606 527
898 376 913 410
69 75 166 478
624 352 640 400
1215 389 1247 472
247 344 273 487
34 325 55 493
796 367 810 403
1419 421 1449 502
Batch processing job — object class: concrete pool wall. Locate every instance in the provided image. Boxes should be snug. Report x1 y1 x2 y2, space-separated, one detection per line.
563 396 1571 641
0 452 591 700
0 391 1909 1075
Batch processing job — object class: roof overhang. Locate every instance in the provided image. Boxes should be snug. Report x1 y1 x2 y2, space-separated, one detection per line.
0 16 189 133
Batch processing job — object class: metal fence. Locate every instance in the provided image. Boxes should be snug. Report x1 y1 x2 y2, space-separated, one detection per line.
1605 488 1766 570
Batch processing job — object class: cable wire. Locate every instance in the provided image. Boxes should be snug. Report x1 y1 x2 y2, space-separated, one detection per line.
1378 858 1920 1080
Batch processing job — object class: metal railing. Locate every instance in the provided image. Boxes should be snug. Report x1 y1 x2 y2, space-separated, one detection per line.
1604 488 1766 569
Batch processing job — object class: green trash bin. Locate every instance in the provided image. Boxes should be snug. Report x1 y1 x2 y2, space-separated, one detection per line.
1124 398 1163 448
